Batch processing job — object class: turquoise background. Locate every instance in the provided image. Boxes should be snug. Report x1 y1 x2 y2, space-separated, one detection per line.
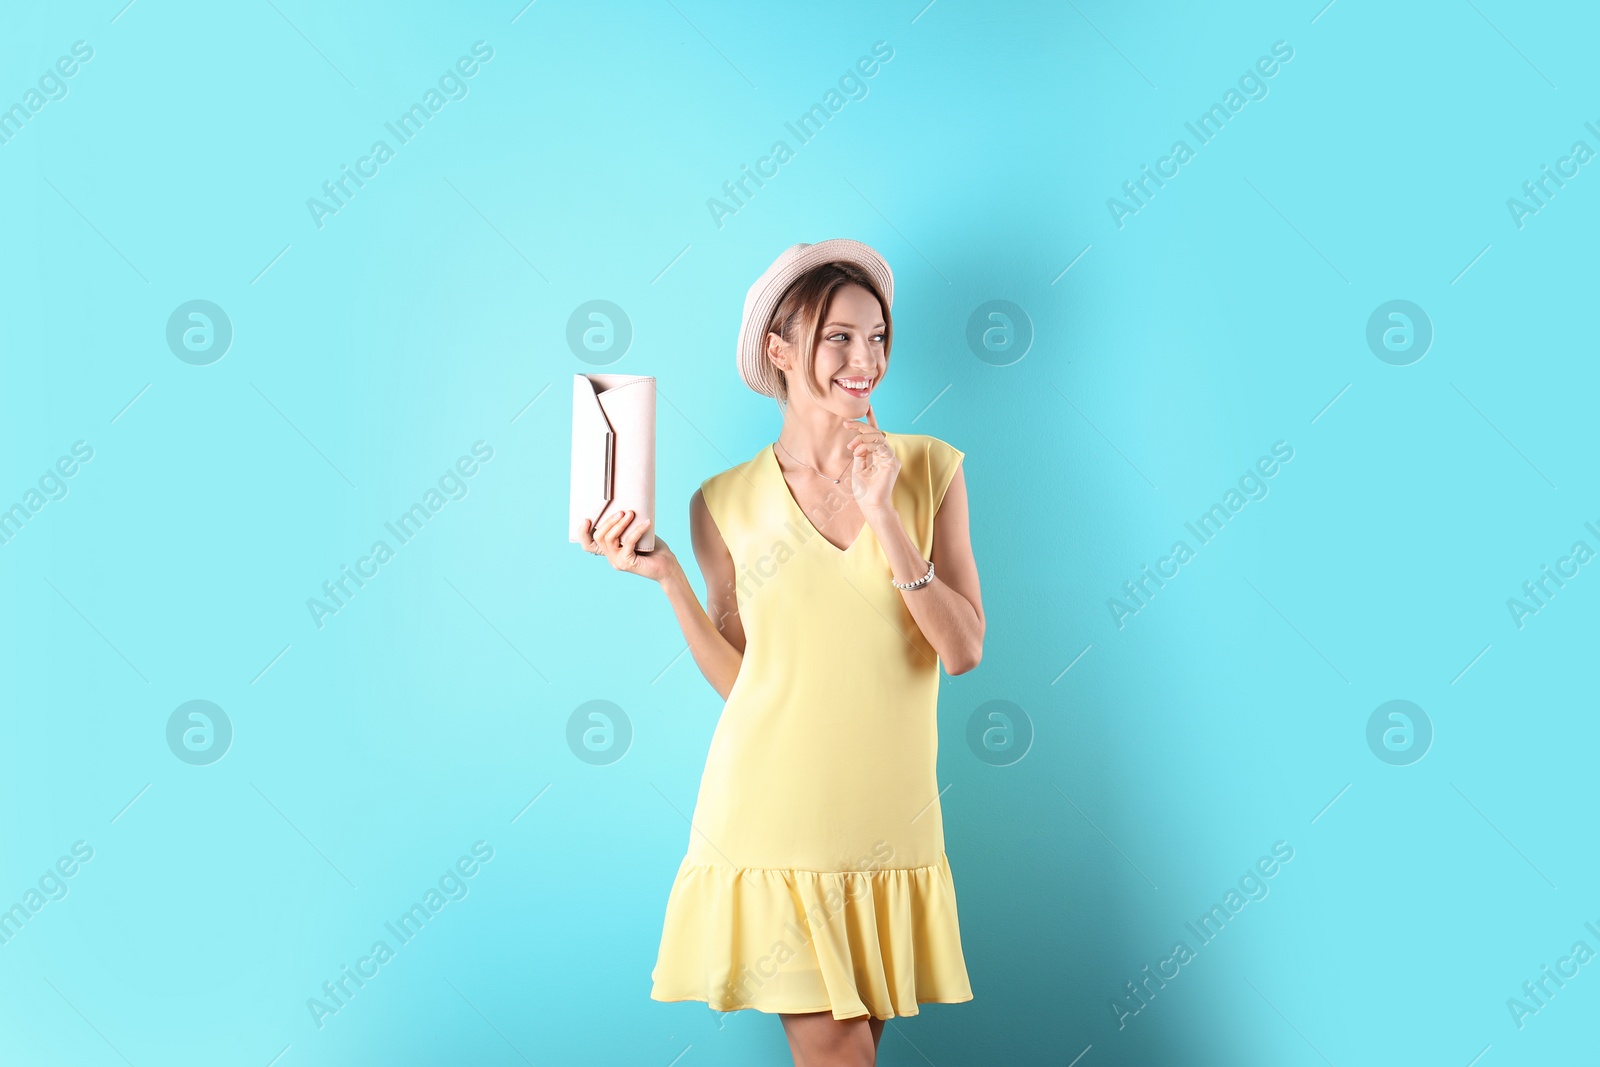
2 0 1597 1063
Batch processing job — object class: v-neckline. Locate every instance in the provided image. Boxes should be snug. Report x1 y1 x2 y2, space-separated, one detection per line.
766 439 877 554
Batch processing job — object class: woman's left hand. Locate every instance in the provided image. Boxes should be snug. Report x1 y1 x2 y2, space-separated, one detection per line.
844 404 898 511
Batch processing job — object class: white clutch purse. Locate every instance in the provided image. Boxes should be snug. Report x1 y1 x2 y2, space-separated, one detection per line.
569 373 656 552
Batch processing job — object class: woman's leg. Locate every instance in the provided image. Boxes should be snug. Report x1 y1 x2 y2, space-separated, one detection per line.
779 1010 878 1066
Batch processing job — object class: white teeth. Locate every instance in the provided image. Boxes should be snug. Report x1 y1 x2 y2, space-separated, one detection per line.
835 378 872 388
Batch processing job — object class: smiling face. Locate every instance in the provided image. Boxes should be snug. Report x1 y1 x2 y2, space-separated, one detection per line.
764 269 892 413
809 283 887 412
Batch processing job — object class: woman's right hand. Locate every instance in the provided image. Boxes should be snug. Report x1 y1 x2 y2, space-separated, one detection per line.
582 509 676 583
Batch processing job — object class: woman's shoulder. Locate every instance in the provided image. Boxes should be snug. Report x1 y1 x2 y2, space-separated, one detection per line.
698 443 769 497
891 433 966 515
890 431 966 468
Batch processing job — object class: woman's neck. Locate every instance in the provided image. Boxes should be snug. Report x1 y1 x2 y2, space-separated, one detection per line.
777 404 864 470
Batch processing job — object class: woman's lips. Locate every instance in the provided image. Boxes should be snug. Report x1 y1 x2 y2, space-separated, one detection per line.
834 378 872 398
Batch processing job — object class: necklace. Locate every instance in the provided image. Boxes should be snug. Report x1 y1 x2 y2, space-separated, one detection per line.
777 438 851 484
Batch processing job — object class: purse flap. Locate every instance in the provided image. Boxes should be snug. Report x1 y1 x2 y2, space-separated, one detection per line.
570 375 616 539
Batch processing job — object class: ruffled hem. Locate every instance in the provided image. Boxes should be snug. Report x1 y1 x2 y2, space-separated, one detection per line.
649 852 974 1021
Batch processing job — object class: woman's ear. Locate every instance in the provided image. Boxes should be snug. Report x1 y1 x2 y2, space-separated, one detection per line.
765 330 789 373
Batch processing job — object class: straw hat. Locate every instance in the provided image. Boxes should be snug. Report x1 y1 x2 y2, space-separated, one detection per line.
737 238 894 399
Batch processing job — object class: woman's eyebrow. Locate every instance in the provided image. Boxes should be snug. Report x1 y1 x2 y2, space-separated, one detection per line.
823 321 886 329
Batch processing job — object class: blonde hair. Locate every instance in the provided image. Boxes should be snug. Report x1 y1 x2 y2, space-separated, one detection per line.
764 262 892 408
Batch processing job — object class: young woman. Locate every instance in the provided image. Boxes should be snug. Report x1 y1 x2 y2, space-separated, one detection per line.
582 239 982 1066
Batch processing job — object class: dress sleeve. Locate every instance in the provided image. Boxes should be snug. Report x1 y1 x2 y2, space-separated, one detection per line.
929 437 966 515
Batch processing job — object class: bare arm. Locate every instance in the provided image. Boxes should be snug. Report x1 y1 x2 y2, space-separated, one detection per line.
656 488 745 700
864 461 984 674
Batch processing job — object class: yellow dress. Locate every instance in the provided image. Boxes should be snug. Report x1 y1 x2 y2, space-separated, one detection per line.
650 430 974 1021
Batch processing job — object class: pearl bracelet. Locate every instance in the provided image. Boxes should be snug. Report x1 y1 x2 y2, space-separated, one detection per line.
891 559 935 591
